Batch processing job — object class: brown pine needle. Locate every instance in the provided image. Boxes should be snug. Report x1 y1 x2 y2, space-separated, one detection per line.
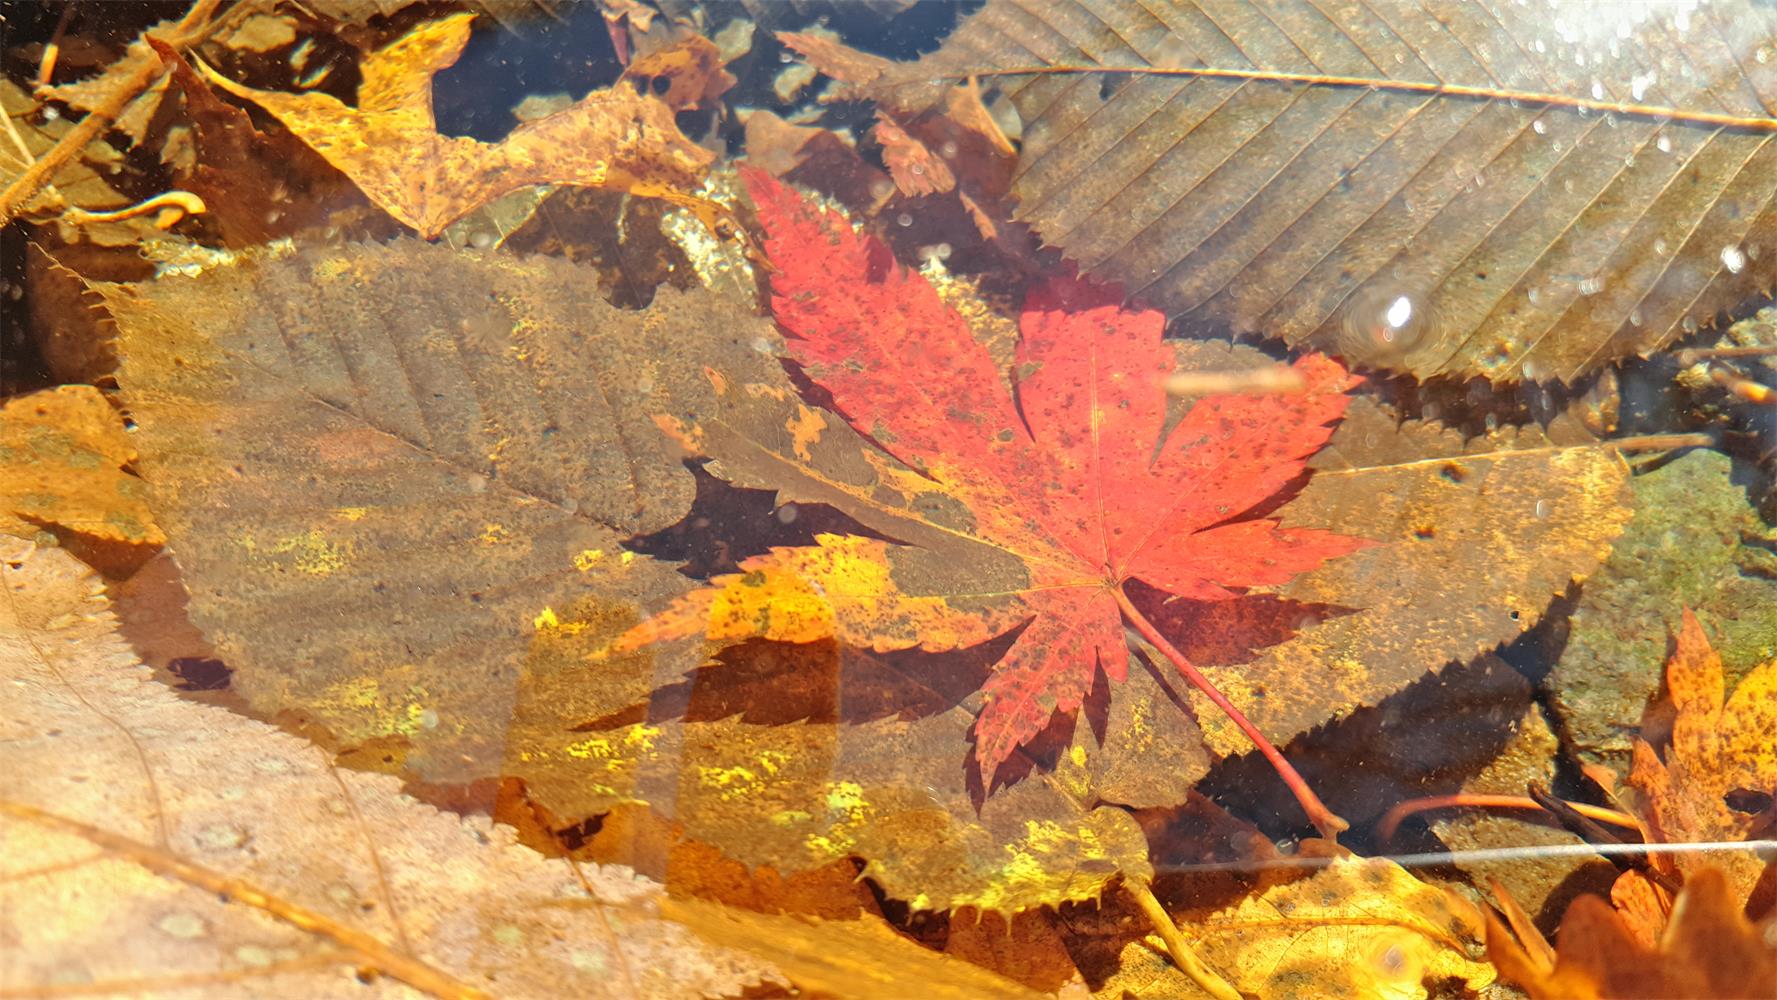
961 64 1777 132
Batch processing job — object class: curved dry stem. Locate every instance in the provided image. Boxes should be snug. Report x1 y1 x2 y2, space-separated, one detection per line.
1124 877 1242 1000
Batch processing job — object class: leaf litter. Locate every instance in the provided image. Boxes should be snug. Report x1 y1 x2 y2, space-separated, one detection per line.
3 2 1775 996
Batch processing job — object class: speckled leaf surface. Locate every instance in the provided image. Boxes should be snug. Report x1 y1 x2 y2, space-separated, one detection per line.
0 540 776 999
107 240 787 784
1184 380 1633 758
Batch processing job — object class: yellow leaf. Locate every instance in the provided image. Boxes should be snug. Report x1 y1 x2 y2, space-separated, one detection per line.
201 14 717 238
1192 854 1495 1000
0 385 162 576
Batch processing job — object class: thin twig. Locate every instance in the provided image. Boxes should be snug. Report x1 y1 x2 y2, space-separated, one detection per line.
0 799 490 1000
958 64 1777 132
0 0 224 224
1114 585 1348 838
1124 878 1242 1000
1376 792 1640 842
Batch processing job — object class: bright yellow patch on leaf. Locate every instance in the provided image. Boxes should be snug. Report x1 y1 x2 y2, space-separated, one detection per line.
603 534 1001 655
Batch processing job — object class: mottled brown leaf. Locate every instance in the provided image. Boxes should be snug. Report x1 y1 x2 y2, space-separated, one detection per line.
107 240 785 785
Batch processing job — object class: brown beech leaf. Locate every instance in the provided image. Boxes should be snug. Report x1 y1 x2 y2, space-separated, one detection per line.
105 240 786 786
1487 866 1777 999
200 13 716 238
805 0 1777 383
0 384 162 578
0 540 776 999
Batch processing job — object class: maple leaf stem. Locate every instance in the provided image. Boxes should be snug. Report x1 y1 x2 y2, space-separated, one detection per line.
1112 585 1349 839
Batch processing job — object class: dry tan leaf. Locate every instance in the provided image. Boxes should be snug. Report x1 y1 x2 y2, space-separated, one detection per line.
659 897 1045 1000
201 13 717 238
1105 854 1496 999
1191 854 1497 1000
0 539 777 999
0 384 162 577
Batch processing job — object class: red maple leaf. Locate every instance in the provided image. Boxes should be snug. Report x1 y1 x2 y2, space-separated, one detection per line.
615 172 1370 832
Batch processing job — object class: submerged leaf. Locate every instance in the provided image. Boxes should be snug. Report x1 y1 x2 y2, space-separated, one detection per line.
1487 866 1776 999
0 385 163 577
616 171 1369 785
1630 609 1777 898
0 540 776 999
201 14 716 238
817 0 1777 383
108 240 786 783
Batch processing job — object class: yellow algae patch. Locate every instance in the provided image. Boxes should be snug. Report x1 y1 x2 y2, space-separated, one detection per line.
573 548 606 571
604 534 992 656
619 551 635 566
317 676 433 737
333 506 369 522
268 529 350 576
534 607 559 630
805 780 870 858
697 764 761 801
565 736 615 760
479 523 512 546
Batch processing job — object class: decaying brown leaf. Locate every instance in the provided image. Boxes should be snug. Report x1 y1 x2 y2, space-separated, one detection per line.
0 384 162 577
802 0 1777 383
0 539 777 999
200 13 716 238
1190 374 1632 759
105 240 784 785
1630 609 1777 899
512 629 1165 916
2 79 164 246
1487 866 1777 999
